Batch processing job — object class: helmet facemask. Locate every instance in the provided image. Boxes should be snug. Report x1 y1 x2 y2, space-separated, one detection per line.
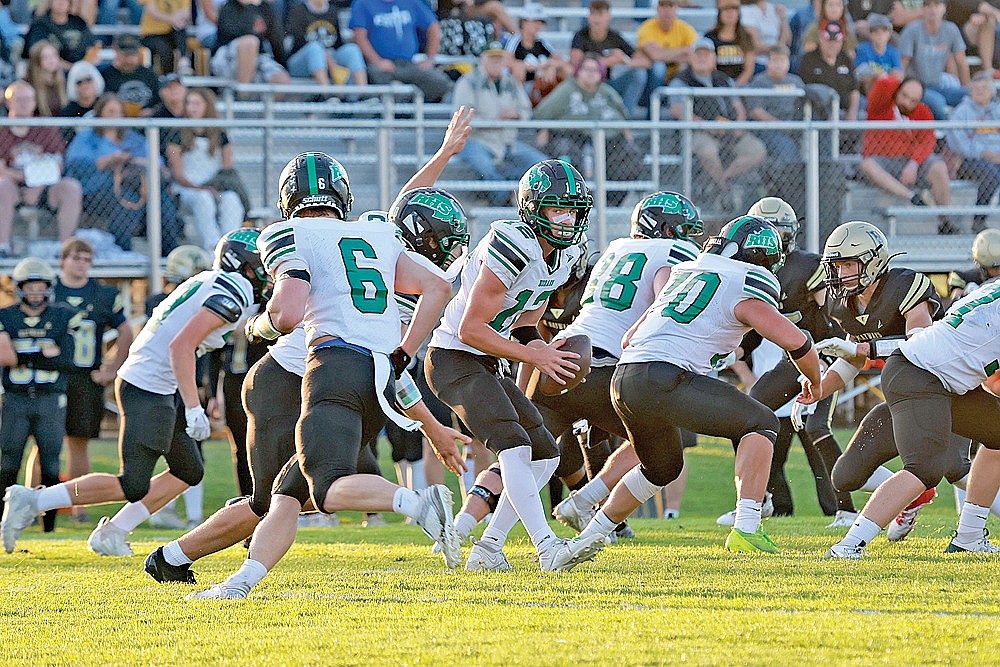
529 198 591 248
17 279 51 309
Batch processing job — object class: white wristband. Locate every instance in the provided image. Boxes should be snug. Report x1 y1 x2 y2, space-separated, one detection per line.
252 311 283 341
830 358 861 384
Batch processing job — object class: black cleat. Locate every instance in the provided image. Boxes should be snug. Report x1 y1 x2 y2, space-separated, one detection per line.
144 547 196 584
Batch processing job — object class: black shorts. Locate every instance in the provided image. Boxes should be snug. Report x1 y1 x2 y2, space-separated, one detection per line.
65 370 105 439
425 346 558 460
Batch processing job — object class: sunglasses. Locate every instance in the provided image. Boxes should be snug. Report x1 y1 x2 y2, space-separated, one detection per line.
76 77 94 84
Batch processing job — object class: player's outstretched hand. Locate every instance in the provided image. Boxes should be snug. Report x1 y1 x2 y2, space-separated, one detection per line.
440 106 474 157
529 338 580 385
426 423 471 475
815 337 860 359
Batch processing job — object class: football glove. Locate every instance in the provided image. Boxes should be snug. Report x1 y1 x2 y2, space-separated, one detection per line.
184 405 211 441
815 337 860 359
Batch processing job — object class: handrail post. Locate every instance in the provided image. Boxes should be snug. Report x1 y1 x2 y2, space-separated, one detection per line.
378 122 392 211
146 126 162 288
681 95 693 198
806 120 820 254
263 90 274 207
650 87 661 191
414 87 425 165
593 126 608 250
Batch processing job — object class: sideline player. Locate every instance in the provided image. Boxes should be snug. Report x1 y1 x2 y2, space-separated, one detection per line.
574 216 823 553
1 230 269 555
947 228 1000 305
820 281 1000 558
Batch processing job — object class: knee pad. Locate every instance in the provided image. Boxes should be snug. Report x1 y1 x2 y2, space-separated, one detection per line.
903 462 945 490
741 408 780 447
485 418 532 454
623 466 665 502
170 457 205 488
830 458 862 493
468 484 501 511
118 473 152 503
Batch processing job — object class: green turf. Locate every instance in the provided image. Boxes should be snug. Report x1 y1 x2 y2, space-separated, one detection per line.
2 433 999 666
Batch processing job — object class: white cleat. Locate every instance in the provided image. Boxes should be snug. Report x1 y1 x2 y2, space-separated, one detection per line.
414 485 461 569
945 530 1000 554
825 510 859 529
2 485 40 553
717 493 774 527
148 507 186 530
87 517 135 557
185 583 250 600
538 534 606 572
886 488 937 542
552 493 597 532
823 543 867 560
464 538 512 571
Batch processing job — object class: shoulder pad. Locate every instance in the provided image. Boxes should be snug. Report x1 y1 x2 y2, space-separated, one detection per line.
203 293 243 324
356 210 390 224
892 270 935 316
744 268 781 309
259 222 297 275
666 240 698 265
213 273 251 308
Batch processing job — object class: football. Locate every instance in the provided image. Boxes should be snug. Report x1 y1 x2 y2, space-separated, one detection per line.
527 334 593 397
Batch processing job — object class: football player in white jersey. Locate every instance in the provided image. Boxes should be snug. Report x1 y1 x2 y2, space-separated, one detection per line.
424 158 607 572
454 192 701 559
185 152 459 599
817 281 1000 558
573 216 823 554
1 230 269 556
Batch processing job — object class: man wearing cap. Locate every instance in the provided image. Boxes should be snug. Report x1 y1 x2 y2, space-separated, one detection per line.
798 21 859 121
669 38 765 208
899 0 970 119
505 1 569 96
638 0 697 106
854 13 903 95
102 34 162 114
571 0 650 116
451 43 546 206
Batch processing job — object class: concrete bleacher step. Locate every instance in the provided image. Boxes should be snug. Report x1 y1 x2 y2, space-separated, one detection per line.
844 180 979 235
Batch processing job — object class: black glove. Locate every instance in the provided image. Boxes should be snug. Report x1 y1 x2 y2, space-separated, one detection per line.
389 347 411 379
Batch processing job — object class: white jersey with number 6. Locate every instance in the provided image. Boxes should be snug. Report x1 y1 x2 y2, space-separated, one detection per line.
560 236 698 358
260 217 405 354
619 252 782 374
901 281 1000 394
431 220 581 355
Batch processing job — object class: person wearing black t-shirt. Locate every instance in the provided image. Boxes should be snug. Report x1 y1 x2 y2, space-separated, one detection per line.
22 0 96 68
286 0 368 86
101 34 161 115
570 0 649 116
797 22 859 120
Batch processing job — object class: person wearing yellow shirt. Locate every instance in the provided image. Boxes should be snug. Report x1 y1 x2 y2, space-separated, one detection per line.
638 0 697 106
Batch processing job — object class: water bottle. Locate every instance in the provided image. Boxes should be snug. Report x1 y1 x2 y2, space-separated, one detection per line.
582 143 594 180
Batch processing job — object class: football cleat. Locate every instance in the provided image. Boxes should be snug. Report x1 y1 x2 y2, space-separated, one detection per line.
552 493 597 532
823 543 867 559
724 526 780 554
2 485 40 553
144 547 196 583
148 507 186 530
825 510 859 529
944 529 1000 553
537 534 606 572
464 538 512 571
185 583 250 600
87 517 135 557
414 485 461 569
716 493 774 527
614 522 636 540
886 488 937 542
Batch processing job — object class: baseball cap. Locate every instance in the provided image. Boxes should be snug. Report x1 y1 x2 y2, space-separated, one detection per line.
483 40 506 56
820 20 845 41
867 13 892 30
692 37 716 52
521 2 548 22
113 33 141 52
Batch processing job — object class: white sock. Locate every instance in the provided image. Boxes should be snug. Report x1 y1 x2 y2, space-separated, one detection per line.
860 466 894 493
954 485 967 515
36 483 71 512
664 509 680 519
480 491 518 550
733 498 763 533
498 446 555 549
183 482 204 522
224 558 268 590
579 509 618 540
409 460 426 491
453 511 479 540
108 501 151 532
162 539 193 566
574 477 610 507
955 503 990 544
839 515 882 549
392 486 421 519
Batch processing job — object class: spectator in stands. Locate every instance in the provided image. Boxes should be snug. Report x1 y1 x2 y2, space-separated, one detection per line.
0 81 82 257
705 0 755 86
534 52 643 204
69 0 98 25
23 0 96 69
505 3 569 105
803 0 857 56
854 13 903 95
194 0 225 51
748 44 805 163
139 0 193 75
860 76 957 233
166 87 245 250
148 72 185 120
97 0 142 25
436 0 516 36
66 93 181 253
740 0 791 67
847 0 893 41
946 71 1000 232
102 34 161 116
287 0 368 87
571 0 650 116
947 0 1000 77
350 0 451 103
211 0 291 88
890 0 923 29
26 41 68 116
452 42 546 206
637 0 697 106
61 61 103 119
668 38 766 208
899 0 971 120
798 21 859 121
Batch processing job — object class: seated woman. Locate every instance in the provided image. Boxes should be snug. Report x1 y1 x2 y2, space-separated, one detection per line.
25 41 67 116
165 87 245 251
65 93 181 254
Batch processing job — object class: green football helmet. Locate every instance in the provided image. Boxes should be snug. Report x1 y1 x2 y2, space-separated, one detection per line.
631 191 703 240
517 159 593 248
214 228 269 302
276 152 353 220
389 187 470 270
703 216 785 274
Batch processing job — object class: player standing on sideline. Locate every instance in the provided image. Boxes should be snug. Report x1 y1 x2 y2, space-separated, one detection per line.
574 216 823 554
817 281 1000 558
424 159 607 572
0 259 80 530
1 230 268 555
792 221 956 541
947 228 1000 305
53 238 133 526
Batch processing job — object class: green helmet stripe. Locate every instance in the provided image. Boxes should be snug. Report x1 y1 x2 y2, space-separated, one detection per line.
725 216 756 240
561 161 578 196
306 154 319 195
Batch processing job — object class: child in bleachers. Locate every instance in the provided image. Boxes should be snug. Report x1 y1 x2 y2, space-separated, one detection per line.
854 13 902 95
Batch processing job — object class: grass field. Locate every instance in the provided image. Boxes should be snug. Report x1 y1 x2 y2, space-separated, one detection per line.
3 432 1000 666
